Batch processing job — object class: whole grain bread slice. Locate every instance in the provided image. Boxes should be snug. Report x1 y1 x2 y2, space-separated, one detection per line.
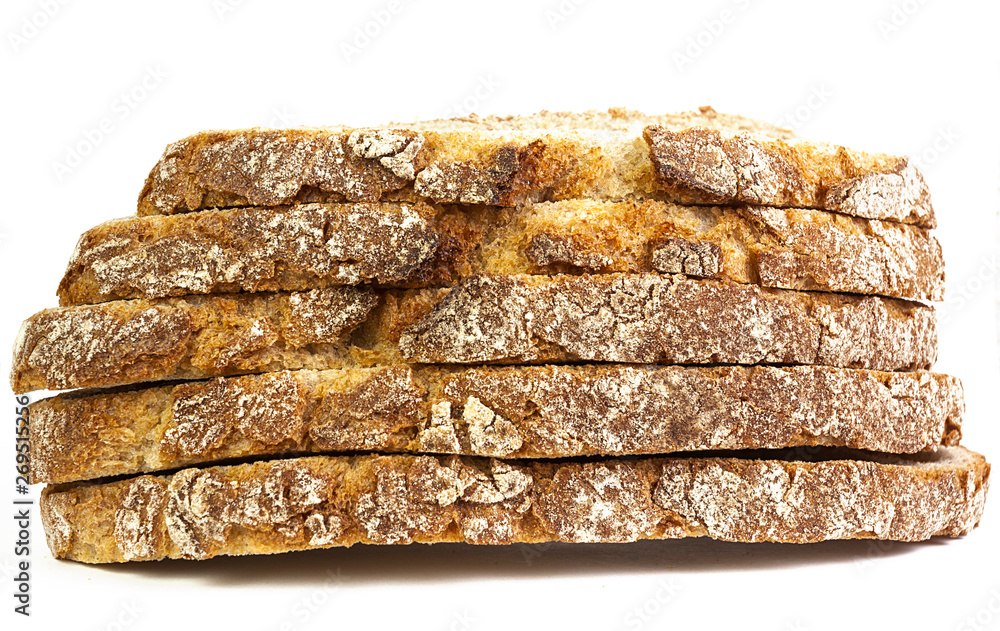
40 446 989 562
30 364 963 484
396 274 936 369
59 198 944 306
137 107 934 228
12 275 938 394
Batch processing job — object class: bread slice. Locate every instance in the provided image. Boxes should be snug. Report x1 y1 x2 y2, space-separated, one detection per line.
136 107 934 228
30 364 963 484
396 274 936 369
12 287 385 394
40 446 989 562
12 275 938 393
59 199 944 306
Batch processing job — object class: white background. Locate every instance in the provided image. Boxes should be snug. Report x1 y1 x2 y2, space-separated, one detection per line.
2 1 998 630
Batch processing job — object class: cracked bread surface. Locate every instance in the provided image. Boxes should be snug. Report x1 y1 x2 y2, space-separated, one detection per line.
643 125 932 227
13 275 938 394
396 274 937 370
60 199 944 306
40 447 989 563
11 287 392 394
137 107 934 228
28 364 964 484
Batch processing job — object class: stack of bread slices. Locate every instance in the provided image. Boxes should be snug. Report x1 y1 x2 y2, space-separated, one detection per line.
15 107 990 563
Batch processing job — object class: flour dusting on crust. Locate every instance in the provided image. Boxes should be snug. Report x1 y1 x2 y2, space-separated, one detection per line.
114 477 168 561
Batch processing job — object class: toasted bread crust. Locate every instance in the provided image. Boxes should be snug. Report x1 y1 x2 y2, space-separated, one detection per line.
60 199 944 306
136 108 934 227
643 126 934 227
398 274 937 370
13 275 938 393
40 447 989 562
29 364 964 484
11 287 386 393
58 203 450 306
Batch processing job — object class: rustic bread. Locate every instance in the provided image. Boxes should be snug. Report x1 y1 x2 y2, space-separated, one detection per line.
12 275 938 394
40 446 989 562
137 107 934 228
59 199 944 306
11 287 387 394
30 364 963 484
396 274 936 369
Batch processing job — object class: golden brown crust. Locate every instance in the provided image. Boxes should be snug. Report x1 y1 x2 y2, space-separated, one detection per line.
59 203 450 306
13 275 938 394
509 200 942 300
41 447 990 562
398 274 937 370
138 129 426 215
643 126 934 228
136 108 933 227
29 364 964 484
11 288 382 393
61 199 943 306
